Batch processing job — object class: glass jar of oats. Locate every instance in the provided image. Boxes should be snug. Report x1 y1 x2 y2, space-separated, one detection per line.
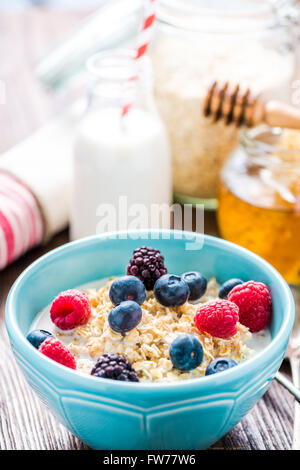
150 0 298 207
218 126 300 285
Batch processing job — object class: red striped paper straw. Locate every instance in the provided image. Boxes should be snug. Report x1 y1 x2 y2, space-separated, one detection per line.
135 0 156 60
121 0 156 117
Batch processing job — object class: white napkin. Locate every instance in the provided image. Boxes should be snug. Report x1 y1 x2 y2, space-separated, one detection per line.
0 115 74 242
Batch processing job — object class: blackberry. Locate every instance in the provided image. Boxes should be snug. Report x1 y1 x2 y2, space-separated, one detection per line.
91 353 139 382
127 246 167 290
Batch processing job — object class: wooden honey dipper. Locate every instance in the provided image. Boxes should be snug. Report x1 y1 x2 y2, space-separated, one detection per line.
203 81 300 129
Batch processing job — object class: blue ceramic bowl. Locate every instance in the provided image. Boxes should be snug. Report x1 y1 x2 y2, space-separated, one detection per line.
6 230 294 450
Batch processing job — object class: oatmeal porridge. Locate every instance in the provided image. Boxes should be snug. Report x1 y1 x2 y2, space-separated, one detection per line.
28 246 271 383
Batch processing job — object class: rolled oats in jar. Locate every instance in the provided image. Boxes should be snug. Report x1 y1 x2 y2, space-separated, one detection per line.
150 0 297 205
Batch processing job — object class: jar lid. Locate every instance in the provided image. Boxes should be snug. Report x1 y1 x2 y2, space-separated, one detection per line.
157 0 292 33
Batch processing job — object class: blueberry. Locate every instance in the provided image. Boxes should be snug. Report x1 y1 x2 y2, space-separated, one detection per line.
154 274 190 307
109 275 146 306
26 329 53 349
169 334 203 371
108 300 142 334
218 279 243 299
181 271 207 302
205 357 238 376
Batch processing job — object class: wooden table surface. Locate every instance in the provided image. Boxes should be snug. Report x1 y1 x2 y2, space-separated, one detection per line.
0 8 296 450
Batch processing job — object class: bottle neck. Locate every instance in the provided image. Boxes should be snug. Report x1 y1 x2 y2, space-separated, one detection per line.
85 50 153 114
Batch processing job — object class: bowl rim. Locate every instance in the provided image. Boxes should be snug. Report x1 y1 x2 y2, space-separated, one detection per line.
5 229 295 393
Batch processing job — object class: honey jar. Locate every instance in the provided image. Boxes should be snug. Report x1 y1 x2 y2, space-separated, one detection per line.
218 126 300 285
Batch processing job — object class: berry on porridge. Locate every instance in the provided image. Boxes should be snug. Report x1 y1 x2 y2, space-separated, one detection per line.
181 271 207 303
50 289 91 330
109 275 146 306
228 281 271 333
169 334 203 371
28 246 272 382
91 353 139 382
194 300 239 339
108 300 142 334
205 357 238 376
39 337 77 370
218 278 243 299
126 246 167 290
154 274 190 307
26 329 53 349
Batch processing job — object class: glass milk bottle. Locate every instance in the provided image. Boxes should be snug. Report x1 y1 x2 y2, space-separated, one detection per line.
70 50 172 240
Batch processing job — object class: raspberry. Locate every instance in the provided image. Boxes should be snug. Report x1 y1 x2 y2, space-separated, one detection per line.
228 281 271 332
39 338 76 369
126 246 167 290
50 289 91 330
91 353 139 382
194 300 239 339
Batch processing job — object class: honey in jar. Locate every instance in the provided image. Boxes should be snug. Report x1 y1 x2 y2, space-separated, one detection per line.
218 127 300 285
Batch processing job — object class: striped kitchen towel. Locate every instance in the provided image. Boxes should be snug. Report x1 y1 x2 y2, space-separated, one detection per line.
0 173 44 269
